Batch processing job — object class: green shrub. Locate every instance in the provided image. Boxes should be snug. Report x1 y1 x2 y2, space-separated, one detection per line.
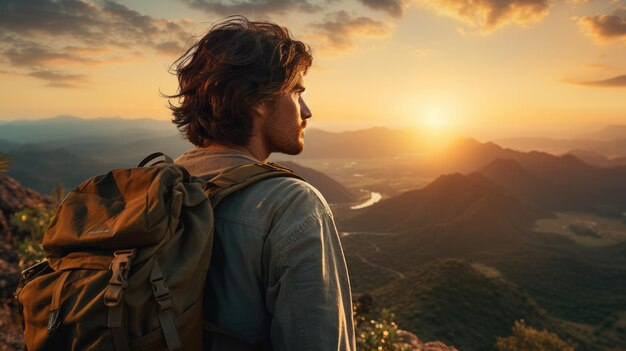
355 307 413 351
10 208 53 268
496 320 575 351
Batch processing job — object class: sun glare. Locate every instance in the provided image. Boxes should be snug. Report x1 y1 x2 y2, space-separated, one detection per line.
407 102 460 152
420 105 450 131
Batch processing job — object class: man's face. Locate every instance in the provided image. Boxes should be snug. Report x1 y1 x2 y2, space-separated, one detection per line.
261 73 312 155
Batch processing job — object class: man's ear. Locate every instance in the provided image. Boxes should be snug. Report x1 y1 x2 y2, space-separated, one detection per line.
250 101 269 120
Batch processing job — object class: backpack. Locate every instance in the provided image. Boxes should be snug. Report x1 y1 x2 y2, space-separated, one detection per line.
15 152 303 351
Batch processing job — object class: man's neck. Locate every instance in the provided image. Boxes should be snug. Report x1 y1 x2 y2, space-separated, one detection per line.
202 141 269 163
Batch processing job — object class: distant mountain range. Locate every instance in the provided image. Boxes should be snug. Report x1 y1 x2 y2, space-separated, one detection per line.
0 116 425 161
2 147 357 205
565 149 626 167
423 138 626 216
493 124 626 156
0 115 175 143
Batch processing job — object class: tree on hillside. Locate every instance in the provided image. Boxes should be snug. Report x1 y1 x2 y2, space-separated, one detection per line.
51 183 66 203
0 153 10 172
496 320 575 351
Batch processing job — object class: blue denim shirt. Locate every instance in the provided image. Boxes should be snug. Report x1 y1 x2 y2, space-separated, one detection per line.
175 148 355 351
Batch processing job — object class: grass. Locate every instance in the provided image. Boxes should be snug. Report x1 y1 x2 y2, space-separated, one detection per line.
533 212 626 247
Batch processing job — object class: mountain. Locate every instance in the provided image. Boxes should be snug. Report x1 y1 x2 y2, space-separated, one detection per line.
344 172 540 235
5 143 359 204
424 138 518 175
478 158 584 212
276 161 359 203
339 164 626 349
0 117 426 159
489 124 626 156
565 149 626 167
493 136 626 157
43 135 192 164
371 259 576 351
0 139 19 152
0 115 176 143
6 146 115 194
427 138 626 216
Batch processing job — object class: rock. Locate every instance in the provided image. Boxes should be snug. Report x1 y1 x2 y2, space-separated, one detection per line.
396 329 460 351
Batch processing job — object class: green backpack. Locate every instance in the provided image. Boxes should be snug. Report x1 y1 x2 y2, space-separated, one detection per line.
15 153 302 351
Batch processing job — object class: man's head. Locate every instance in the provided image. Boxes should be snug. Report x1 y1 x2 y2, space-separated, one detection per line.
169 16 313 151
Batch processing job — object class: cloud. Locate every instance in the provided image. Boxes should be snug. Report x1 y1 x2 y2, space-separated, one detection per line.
0 0 190 46
423 0 550 33
564 74 626 87
2 39 102 67
155 41 185 55
28 70 89 88
358 0 405 17
179 0 322 16
576 6 626 43
0 0 192 87
311 11 390 51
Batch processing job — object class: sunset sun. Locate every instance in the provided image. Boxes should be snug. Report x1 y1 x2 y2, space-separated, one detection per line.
417 105 452 132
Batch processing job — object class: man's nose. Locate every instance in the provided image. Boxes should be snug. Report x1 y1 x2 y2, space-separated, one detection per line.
299 97 312 120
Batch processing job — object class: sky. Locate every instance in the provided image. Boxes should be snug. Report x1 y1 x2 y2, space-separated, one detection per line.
0 0 625 139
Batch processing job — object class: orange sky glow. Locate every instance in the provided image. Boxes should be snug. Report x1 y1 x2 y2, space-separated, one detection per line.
0 0 624 141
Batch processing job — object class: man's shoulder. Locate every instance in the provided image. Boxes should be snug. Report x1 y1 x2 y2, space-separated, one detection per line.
217 173 332 223
247 175 330 213
210 174 332 236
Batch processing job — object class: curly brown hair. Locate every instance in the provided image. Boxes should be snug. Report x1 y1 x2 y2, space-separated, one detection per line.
167 16 313 147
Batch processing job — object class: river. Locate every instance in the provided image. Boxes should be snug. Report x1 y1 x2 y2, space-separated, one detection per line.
350 191 382 210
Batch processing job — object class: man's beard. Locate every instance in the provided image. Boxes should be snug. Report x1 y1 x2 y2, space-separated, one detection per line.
263 120 305 155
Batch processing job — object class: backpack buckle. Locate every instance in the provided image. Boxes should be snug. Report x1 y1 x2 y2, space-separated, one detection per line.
103 249 136 307
151 277 173 310
150 263 173 311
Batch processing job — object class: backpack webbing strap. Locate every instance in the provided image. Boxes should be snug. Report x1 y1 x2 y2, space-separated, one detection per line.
150 261 181 350
206 163 305 209
47 270 71 335
103 249 136 351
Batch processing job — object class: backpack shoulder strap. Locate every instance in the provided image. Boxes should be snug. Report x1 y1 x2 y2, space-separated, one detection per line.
206 162 305 208
137 152 174 167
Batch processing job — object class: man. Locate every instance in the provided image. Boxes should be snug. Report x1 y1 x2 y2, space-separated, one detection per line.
170 16 355 350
